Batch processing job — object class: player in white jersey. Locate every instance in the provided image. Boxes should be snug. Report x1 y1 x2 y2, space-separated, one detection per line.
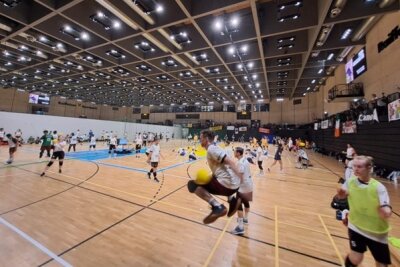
89 135 96 151
231 147 253 235
5 133 17 164
147 138 163 183
187 130 243 224
109 135 117 156
41 135 67 176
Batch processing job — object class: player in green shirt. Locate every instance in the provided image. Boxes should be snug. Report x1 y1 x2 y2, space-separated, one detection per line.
39 130 53 158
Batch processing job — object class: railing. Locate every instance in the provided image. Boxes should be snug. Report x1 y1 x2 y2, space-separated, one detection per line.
328 83 364 101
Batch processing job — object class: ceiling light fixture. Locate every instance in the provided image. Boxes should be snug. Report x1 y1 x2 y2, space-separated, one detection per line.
96 0 139 30
134 41 156 52
341 28 352 40
90 11 122 30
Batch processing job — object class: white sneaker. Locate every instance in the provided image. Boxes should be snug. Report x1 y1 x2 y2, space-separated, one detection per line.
231 225 245 235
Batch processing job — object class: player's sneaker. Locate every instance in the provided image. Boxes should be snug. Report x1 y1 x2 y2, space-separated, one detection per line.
203 205 227 224
231 225 245 235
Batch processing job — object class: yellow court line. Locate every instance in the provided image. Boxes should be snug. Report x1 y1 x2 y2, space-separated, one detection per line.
272 173 338 185
279 221 326 235
202 216 233 267
275 205 279 267
277 205 332 219
318 215 344 266
46 170 218 218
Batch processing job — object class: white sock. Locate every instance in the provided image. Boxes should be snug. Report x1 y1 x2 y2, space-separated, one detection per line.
238 218 244 228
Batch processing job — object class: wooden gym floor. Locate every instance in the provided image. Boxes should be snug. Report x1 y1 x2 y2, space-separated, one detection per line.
0 140 399 267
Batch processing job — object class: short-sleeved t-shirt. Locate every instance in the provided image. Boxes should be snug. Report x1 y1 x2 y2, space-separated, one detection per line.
70 136 78 145
341 178 390 243
238 157 253 193
41 134 53 146
207 144 239 189
256 147 263 162
149 144 160 162
90 136 96 145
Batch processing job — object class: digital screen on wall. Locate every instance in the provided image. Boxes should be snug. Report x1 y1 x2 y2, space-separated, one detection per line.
237 111 251 120
29 93 50 105
345 47 367 83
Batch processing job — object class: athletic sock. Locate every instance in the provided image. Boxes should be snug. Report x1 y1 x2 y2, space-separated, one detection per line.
209 199 221 208
237 218 244 228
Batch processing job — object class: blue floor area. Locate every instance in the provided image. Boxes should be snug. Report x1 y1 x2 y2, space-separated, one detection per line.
66 148 146 161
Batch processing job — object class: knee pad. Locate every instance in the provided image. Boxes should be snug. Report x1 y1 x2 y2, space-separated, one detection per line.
187 180 198 193
243 201 250 209
59 161 64 166
47 161 54 167
238 203 244 211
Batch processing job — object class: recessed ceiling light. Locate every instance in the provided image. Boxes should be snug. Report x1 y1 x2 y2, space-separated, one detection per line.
311 79 316 84
327 53 334 60
318 68 323 74
341 28 352 40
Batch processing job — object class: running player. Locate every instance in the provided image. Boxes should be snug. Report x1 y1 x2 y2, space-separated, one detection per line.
14 129 22 146
41 135 67 176
256 142 264 175
268 143 284 173
68 133 78 152
135 134 142 158
337 156 392 267
89 135 96 151
187 130 243 224
0 128 5 143
109 135 117 156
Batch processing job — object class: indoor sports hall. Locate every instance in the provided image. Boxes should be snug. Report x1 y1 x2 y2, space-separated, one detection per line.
0 1 399 266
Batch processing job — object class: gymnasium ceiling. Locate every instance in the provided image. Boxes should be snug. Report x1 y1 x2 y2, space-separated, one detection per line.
0 0 399 107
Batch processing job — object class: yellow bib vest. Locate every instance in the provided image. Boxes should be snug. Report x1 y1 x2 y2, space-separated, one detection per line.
348 177 390 234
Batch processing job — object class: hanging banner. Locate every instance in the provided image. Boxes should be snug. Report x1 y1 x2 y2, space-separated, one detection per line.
209 125 222 131
226 126 235 130
358 109 379 124
321 120 329 129
239 126 247 131
334 119 340 137
259 128 270 134
388 99 400 121
342 120 357 134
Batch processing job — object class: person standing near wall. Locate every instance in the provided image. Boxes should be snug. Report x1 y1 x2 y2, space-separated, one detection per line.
337 156 392 267
5 133 17 164
68 133 78 152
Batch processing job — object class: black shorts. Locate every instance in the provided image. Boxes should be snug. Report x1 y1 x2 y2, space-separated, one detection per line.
274 155 281 161
348 228 391 264
109 144 116 150
202 176 238 197
52 151 65 160
9 147 17 153
136 144 141 150
151 162 159 168
90 144 96 148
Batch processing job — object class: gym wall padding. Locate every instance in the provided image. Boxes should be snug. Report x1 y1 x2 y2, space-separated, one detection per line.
275 121 400 170
0 111 182 140
311 120 400 170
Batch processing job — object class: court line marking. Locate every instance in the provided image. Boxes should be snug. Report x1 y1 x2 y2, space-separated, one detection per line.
275 205 279 267
202 216 233 267
46 170 212 217
0 217 73 267
10 151 345 266
319 215 344 266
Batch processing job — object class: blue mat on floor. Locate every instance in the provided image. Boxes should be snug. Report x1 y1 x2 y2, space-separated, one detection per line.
66 148 146 161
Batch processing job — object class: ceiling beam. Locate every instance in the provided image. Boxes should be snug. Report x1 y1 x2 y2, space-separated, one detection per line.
290 0 334 99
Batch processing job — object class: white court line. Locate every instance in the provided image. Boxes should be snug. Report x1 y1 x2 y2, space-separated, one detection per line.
0 217 73 267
